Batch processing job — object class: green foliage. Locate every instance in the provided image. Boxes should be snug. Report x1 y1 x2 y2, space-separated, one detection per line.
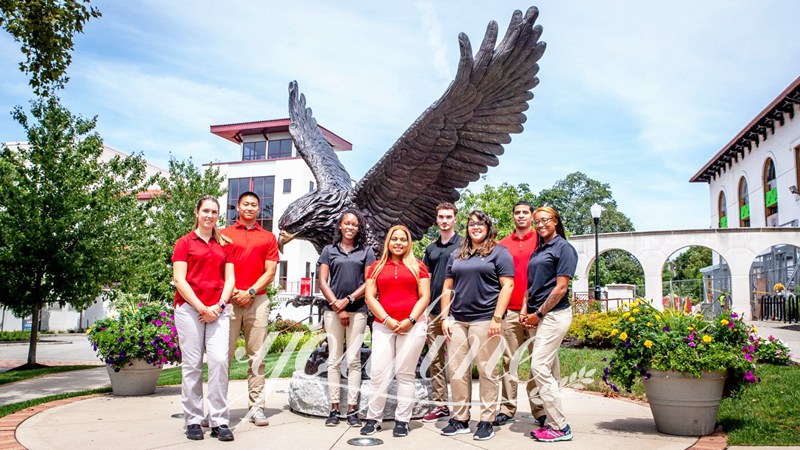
589 249 645 290
86 297 181 370
0 331 32 342
755 335 793 366
119 156 226 303
265 331 319 354
0 0 101 96
458 181 537 238
662 246 712 304
568 312 619 348
604 301 758 395
269 318 310 334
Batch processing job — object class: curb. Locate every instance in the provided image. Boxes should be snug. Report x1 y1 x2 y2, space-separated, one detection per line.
0 393 106 450
687 425 728 450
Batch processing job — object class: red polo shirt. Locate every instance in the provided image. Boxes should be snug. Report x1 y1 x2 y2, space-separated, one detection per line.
499 229 538 311
171 231 231 307
367 259 429 323
221 221 280 294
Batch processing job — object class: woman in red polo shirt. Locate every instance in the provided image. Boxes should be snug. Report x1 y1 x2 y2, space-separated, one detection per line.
360 225 430 438
172 195 236 442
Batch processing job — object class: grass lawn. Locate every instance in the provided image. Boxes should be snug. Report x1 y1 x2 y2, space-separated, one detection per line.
0 365 98 386
718 364 800 446
158 350 304 385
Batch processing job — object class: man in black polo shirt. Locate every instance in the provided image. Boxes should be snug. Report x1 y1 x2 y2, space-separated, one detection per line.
421 202 461 422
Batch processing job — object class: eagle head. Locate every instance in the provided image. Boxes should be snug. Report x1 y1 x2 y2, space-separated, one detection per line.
277 188 353 253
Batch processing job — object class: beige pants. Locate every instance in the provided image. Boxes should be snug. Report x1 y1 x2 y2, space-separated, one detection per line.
425 313 449 406
529 307 572 429
367 319 428 422
447 320 502 422
323 310 368 405
498 310 543 418
228 294 270 409
175 302 230 427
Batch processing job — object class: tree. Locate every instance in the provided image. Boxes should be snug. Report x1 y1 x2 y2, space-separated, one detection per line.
0 0 100 96
589 250 645 295
536 172 634 235
0 97 148 366
458 181 537 238
664 246 712 304
120 157 227 303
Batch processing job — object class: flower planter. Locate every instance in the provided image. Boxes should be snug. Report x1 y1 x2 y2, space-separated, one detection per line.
107 359 163 396
643 369 726 436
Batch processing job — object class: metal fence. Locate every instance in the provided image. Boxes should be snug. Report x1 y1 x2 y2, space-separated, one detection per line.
758 293 799 323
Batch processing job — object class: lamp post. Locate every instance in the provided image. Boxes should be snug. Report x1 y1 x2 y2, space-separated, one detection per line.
590 203 603 302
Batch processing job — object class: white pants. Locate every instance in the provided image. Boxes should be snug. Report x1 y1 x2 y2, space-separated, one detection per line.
529 307 572 429
323 310 368 405
175 302 230 427
367 319 427 422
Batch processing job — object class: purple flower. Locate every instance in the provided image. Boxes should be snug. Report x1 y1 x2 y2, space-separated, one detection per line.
601 357 607 362
624 339 631 348
688 342 696 348
137 302 143 307
745 353 753 361
663 326 671 332
744 371 756 383
160 312 167 317
728 322 735 329
644 372 652 380
155 320 163 326
731 312 739 319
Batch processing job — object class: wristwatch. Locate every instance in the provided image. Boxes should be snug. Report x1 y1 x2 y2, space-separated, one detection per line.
492 315 502 323
248 288 256 297
535 309 544 319
346 294 355 304
408 316 417 325
218 300 227 310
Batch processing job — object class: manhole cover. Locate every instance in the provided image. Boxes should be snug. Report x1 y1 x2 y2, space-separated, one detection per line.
347 437 383 446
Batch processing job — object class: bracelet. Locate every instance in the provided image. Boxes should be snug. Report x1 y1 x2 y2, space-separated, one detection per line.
383 314 392 322
347 294 356 304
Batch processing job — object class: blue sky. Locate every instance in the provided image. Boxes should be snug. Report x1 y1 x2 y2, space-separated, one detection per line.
1 0 799 231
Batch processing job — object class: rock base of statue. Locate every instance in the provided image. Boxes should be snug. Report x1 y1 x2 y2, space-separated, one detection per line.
288 370 433 419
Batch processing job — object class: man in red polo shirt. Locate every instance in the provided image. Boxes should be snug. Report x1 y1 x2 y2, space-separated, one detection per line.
495 201 539 426
221 191 279 427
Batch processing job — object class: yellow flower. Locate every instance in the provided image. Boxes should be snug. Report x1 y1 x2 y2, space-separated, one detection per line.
621 302 629 308
647 322 652 326
619 332 628 340
655 315 661 321
644 340 653 348
720 319 729 326
85 327 92 334
629 317 635 322
702 335 713 344
611 329 619 336
623 312 631 318
688 327 694 331
751 326 758 333
633 308 640 313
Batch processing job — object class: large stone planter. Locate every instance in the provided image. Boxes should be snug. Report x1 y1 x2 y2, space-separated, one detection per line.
643 369 726 436
107 359 162 396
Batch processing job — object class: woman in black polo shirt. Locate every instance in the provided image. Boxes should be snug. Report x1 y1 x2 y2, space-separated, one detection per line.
521 206 578 443
440 210 514 441
318 209 376 427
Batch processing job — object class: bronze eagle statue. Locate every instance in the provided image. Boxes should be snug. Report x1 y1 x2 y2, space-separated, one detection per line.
277 6 545 254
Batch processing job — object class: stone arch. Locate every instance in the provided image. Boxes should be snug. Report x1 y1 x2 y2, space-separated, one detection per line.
584 248 646 301
661 245 730 312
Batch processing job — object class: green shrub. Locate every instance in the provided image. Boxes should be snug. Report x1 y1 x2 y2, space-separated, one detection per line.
756 334 793 365
269 318 309 334
568 312 619 348
0 331 31 342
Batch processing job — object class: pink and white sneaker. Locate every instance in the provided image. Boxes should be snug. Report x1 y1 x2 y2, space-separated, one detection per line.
534 424 573 442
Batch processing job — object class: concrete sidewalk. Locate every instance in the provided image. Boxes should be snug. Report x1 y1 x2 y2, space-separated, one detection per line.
15 379 697 450
0 366 109 405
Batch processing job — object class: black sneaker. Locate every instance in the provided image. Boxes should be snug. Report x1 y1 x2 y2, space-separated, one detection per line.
360 419 381 435
186 424 204 440
325 409 340 426
346 409 362 426
492 413 515 426
440 417 471 436
393 421 409 437
473 421 495 441
210 424 234 442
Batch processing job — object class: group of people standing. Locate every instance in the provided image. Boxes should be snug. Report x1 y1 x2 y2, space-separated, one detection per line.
318 201 577 443
169 192 577 444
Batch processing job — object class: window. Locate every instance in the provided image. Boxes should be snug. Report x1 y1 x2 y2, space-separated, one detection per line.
718 191 727 228
268 139 292 159
242 141 266 161
738 177 750 228
278 261 288 290
795 145 800 192
283 178 292 194
227 176 275 230
309 181 315 192
763 158 778 226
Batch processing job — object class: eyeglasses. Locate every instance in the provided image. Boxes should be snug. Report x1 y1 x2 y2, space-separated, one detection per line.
533 217 555 226
467 222 487 228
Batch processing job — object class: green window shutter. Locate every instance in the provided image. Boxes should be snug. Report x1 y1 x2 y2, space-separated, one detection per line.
719 216 728 228
765 188 778 207
740 203 750 220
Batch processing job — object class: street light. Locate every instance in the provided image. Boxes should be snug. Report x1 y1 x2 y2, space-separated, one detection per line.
590 203 603 302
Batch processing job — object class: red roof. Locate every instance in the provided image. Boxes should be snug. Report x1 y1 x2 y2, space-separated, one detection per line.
210 118 352 150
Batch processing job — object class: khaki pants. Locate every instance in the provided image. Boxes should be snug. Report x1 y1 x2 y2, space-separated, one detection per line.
425 313 449 406
498 310 543 418
228 294 270 409
175 302 230 427
367 319 428 422
323 310 368 405
447 320 502 422
529 307 572 429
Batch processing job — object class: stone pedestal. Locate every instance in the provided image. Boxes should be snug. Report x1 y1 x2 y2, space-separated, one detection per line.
288 370 432 419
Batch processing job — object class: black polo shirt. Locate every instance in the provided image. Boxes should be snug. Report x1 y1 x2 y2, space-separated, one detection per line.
318 243 376 313
444 245 514 322
423 234 462 314
527 235 578 313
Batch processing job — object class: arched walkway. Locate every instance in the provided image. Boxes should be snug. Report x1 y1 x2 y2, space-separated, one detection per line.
569 228 800 320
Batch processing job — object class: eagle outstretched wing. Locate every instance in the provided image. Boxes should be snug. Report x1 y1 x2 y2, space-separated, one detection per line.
352 7 545 239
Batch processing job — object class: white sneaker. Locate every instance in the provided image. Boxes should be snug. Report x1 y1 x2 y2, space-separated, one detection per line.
250 408 269 426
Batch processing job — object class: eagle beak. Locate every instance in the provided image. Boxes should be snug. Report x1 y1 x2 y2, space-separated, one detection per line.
278 230 295 253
